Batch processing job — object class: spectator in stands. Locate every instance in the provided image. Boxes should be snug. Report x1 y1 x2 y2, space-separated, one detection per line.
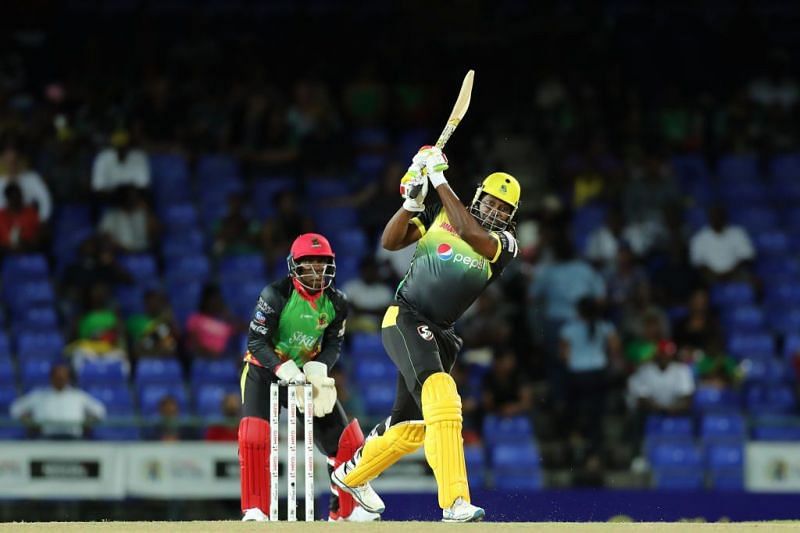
481 347 534 419
0 142 52 221
185 284 238 358
212 191 260 256
674 288 720 358
98 185 160 252
650 237 699 307
689 206 755 282
620 282 671 364
695 337 741 388
0 182 42 253
204 393 241 442
260 190 314 265
126 289 179 359
560 297 621 463
37 121 93 203
604 243 649 308
145 395 196 441
91 129 151 201
66 282 128 370
627 339 695 416
342 256 394 333
62 235 134 307
622 150 680 240
10 363 106 439
584 207 648 269
459 286 512 351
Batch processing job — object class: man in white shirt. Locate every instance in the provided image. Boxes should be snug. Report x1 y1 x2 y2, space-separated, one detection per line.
10 363 106 439
627 340 695 415
0 144 53 221
98 185 159 252
91 129 151 198
689 206 755 281
585 208 650 269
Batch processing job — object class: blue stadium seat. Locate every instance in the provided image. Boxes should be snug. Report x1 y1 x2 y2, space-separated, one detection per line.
191 359 240 385
196 154 240 182
360 380 396 415
0 387 17 414
494 471 542 491
355 153 388 175
465 445 485 489
742 358 793 384
119 254 159 284
2 254 49 282
722 306 765 332
709 469 744 491
138 383 189 417
769 153 800 182
671 154 711 186
767 307 800 335
135 359 182 385
747 384 797 415
572 204 607 253
4 281 55 311
331 229 369 260
220 279 265 322
649 442 703 468
11 306 58 330
711 282 754 307
766 283 800 308
756 258 800 281
313 207 358 235
754 230 789 256
92 424 142 441
334 256 360 285
160 203 198 230
706 443 744 469
784 334 800 360
78 360 128 387
645 416 694 439
685 206 708 232
165 255 210 283
726 332 775 359
723 183 768 211
15 331 65 360
0 425 26 440
219 254 266 280
150 153 189 184
491 442 540 469
350 333 384 358
653 469 704 490
114 284 145 317
483 415 534 446
694 387 741 413
700 414 746 441
752 415 800 441
307 179 350 199
161 230 205 259
193 383 237 419
167 280 203 312
20 359 54 390
354 358 395 381
0 360 15 386
87 385 135 415
717 153 759 182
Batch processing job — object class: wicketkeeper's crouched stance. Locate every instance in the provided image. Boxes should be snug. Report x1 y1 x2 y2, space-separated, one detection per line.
238 233 380 522
332 147 521 522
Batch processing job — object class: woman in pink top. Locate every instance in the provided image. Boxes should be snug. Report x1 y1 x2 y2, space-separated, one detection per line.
185 284 237 357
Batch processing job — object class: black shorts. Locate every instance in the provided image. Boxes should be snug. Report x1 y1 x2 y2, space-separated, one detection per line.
240 362 348 457
380 304 463 425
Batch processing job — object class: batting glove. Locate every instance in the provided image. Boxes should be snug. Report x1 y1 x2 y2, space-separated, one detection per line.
413 145 448 188
400 163 428 212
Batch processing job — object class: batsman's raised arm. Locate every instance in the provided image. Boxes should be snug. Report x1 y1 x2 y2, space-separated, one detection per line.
380 158 432 250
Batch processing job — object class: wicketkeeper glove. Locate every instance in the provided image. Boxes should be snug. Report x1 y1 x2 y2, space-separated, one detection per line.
299 361 337 417
275 359 305 384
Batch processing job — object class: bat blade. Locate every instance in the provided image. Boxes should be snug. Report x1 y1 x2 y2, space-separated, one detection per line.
434 69 474 149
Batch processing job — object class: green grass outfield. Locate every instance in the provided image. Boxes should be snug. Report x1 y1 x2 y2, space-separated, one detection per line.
0 522 798 532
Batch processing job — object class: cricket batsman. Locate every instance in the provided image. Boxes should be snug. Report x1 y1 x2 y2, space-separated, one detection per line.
332 146 521 522
238 233 380 522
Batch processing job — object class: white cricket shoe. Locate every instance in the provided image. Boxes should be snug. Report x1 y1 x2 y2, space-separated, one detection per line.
241 507 269 521
442 497 485 523
331 461 385 514
342 506 382 522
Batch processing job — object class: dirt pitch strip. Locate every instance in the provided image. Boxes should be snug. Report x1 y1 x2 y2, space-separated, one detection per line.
0 522 799 532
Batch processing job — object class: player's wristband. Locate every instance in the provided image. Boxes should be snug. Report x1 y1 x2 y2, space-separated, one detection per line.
428 171 447 188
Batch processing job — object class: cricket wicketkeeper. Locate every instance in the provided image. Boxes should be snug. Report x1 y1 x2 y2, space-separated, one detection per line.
238 233 380 522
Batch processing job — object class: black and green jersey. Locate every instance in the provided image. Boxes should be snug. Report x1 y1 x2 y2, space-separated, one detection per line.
245 278 348 371
396 203 518 328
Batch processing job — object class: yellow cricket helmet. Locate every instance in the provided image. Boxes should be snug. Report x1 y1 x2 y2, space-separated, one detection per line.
470 172 521 231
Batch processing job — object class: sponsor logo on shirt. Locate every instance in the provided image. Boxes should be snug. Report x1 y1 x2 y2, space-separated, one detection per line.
417 325 434 341
254 310 266 324
436 243 454 261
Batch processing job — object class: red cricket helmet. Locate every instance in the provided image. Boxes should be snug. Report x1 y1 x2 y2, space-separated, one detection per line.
287 233 336 290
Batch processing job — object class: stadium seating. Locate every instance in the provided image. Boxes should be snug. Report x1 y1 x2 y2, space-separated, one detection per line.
135 359 182 385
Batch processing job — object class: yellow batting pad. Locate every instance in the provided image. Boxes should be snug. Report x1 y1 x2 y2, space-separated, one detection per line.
342 421 425 487
381 305 399 328
421 372 470 508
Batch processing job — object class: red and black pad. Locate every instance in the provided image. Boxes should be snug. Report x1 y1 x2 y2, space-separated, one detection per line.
239 416 270 514
328 419 365 519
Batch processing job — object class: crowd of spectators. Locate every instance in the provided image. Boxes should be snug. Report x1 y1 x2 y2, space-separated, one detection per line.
0 2 798 489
